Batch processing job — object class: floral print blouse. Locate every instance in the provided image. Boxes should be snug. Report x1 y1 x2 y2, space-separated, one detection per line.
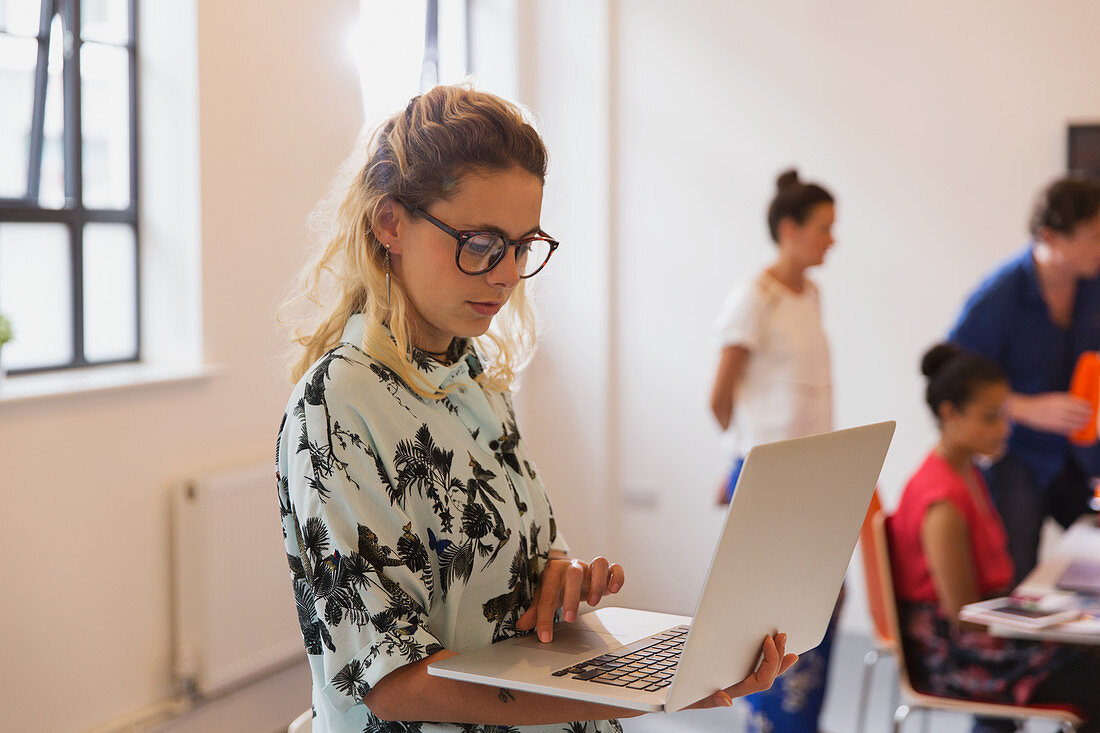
277 315 622 733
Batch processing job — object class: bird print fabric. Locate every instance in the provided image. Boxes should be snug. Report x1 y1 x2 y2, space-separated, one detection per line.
277 315 621 733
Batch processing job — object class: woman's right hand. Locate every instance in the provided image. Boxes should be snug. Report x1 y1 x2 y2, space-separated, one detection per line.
516 554 625 643
1009 391 1092 435
684 633 799 710
714 477 731 506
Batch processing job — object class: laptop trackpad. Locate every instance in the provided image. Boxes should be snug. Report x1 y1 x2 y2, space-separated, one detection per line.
510 628 616 656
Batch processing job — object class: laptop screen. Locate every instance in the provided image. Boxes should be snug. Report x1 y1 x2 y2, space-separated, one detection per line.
1056 559 1100 596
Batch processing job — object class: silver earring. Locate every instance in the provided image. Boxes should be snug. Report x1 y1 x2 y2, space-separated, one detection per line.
384 248 391 306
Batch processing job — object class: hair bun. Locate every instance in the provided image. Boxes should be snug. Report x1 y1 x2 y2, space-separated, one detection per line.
921 343 961 379
776 169 801 191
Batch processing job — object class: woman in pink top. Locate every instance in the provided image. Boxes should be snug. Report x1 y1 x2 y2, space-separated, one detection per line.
889 343 1100 731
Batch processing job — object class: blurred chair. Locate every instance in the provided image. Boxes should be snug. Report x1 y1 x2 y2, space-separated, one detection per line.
855 489 899 733
869 512 1082 733
288 709 312 733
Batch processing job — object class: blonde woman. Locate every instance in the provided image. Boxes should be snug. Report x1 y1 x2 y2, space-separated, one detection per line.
277 85 796 733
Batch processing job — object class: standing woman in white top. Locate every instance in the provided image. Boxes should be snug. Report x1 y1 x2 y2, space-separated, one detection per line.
709 169 836 733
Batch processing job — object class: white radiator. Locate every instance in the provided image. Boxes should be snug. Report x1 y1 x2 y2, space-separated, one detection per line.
172 463 303 697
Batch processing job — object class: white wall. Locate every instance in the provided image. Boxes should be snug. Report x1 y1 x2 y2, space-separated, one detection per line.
519 0 1100 633
512 0 618 564
0 2 362 731
6 4 1100 730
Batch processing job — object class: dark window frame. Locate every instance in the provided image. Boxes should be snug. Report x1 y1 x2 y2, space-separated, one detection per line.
1068 124 1100 178
419 0 471 92
0 0 140 375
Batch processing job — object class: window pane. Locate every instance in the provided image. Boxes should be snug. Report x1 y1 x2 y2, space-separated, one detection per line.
38 13 64 208
83 223 135 361
0 0 41 36
437 0 467 84
356 0 425 121
0 33 37 198
0 222 72 370
81 41 130 209
81 0 128 46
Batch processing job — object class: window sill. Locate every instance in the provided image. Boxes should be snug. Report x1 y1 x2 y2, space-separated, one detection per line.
0 362 221 406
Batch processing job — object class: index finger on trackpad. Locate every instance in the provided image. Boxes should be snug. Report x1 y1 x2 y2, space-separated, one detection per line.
511 628 614 655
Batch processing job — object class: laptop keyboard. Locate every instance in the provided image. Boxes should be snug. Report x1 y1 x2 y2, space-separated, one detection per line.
551 624 690 692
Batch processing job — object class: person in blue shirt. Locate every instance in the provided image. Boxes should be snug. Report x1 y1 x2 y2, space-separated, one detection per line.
949 174 1100 733
949 174 1100 587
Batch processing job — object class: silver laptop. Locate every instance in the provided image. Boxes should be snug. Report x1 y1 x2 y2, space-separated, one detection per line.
428 421 895 713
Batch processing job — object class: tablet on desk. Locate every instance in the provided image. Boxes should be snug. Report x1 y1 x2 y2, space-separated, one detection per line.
959 597 1080 630
1056 559 1100 596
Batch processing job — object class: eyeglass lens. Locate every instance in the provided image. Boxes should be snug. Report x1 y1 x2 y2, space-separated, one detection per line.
459 234 553 277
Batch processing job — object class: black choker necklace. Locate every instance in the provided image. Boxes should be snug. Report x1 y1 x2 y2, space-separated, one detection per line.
418 341 459 359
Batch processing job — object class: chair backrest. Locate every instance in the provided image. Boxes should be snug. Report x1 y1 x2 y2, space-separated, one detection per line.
870 511 922 699
859 489 894 646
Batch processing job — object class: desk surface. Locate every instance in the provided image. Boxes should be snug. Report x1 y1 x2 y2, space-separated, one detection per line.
988 516 1100 645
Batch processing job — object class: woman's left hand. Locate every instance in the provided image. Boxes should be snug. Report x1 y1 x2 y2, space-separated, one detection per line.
684 633 799 709
516 555 625 642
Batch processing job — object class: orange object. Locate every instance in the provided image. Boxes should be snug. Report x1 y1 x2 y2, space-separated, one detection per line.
1069 351 1100 446
858 489 892 646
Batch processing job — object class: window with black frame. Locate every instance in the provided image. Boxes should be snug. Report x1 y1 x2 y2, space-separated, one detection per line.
420 0 469 90
355 0 469 125
0 0 138 375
